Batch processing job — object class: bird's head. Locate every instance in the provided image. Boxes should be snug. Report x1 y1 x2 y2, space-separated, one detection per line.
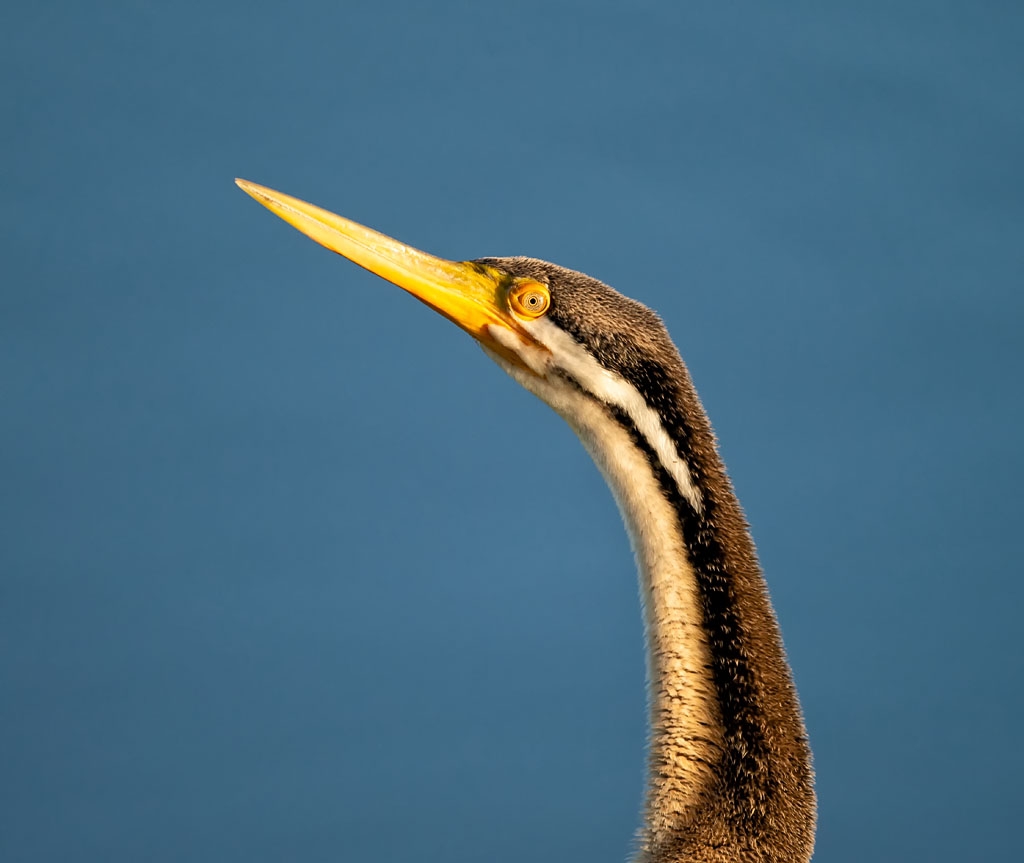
234 180 681 415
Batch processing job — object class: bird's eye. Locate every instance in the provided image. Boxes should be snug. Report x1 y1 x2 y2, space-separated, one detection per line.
509 281 551 319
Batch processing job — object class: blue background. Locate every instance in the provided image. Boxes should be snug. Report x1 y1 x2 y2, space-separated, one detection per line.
3 2 1022 861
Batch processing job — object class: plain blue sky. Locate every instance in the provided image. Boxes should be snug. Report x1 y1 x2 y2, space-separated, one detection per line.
3 2 1022 861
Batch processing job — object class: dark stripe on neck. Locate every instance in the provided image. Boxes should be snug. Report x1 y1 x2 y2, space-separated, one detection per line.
555 367 772 823
605 403 769 818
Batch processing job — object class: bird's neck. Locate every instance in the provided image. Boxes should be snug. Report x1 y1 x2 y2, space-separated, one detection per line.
553 375 816 862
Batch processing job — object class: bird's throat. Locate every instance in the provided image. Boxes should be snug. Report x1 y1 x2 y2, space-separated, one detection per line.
528 379 726 830
491 333 815 863
570 402 727 836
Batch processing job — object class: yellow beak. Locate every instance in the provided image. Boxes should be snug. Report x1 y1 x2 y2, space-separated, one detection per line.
235 179 528 359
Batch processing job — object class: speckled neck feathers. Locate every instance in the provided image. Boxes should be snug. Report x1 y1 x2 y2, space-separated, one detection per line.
475 258 816 863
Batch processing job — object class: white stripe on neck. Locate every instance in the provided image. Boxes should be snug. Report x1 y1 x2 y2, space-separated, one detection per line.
483 343 723 833
488 317 703 514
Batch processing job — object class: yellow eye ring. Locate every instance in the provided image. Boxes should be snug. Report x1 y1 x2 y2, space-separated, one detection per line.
508 280 551 319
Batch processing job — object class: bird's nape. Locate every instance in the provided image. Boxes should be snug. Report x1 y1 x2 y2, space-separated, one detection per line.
236 179 816 863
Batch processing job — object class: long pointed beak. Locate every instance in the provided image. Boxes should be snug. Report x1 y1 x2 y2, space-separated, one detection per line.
235 179 524 352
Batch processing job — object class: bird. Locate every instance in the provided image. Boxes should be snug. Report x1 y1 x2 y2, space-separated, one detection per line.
235 178 816 863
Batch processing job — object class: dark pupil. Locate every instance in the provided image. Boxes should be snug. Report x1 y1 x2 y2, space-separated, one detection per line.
527 294 538 306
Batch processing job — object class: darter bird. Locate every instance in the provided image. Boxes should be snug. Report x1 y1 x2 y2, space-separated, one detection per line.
236 179 816 863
